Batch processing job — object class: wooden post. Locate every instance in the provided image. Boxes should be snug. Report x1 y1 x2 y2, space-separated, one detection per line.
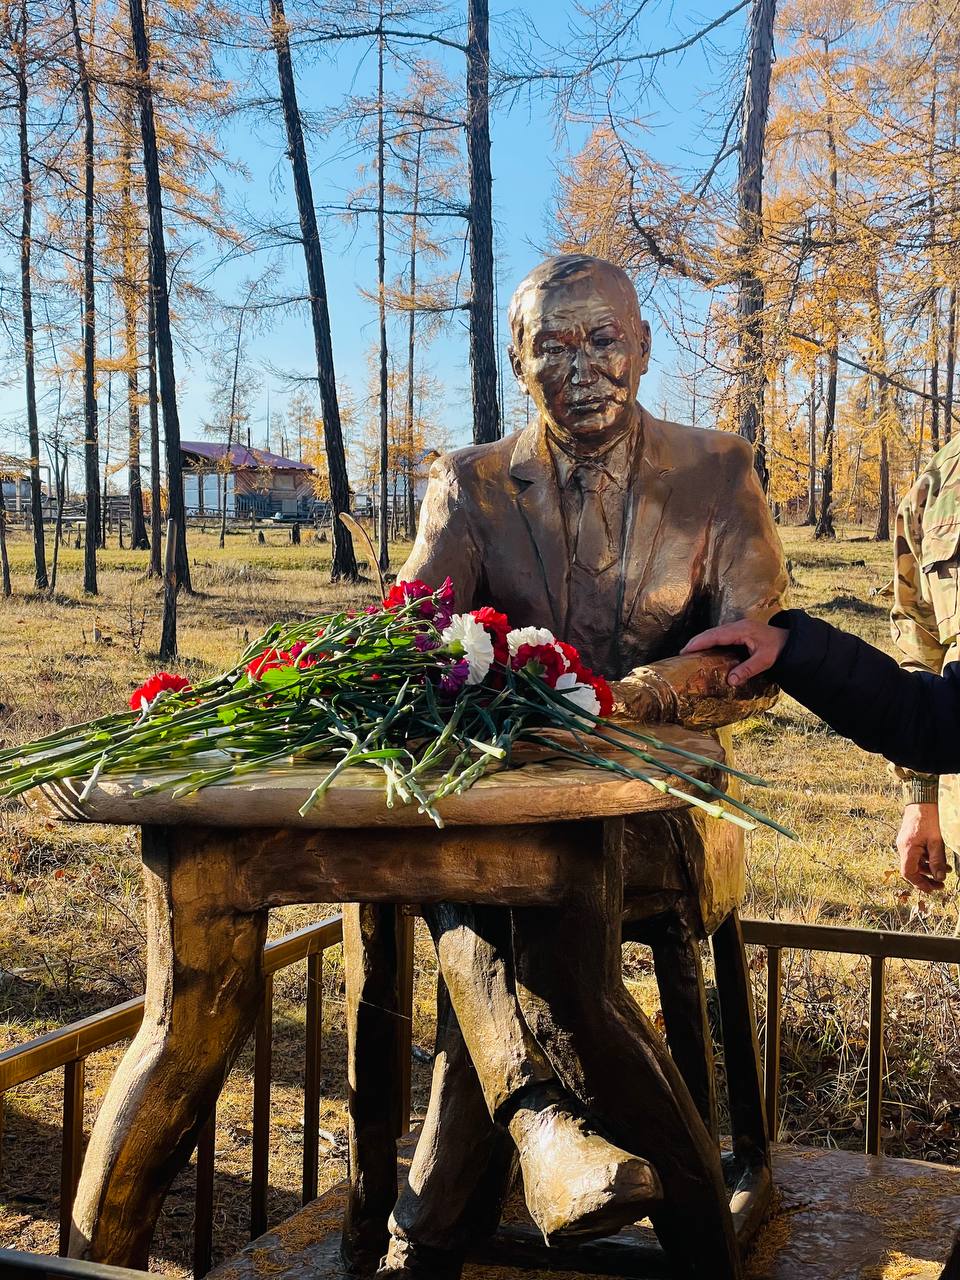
159 519 178 662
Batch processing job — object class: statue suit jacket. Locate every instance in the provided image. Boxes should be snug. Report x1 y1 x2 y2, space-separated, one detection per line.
401 406 788 681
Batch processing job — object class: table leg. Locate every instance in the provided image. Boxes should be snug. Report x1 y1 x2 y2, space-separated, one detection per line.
69 826 267 1268
341 904 409 1275
512 819 743 1279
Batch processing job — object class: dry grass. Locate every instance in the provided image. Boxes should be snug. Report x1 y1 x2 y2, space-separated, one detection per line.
1 520 959 1272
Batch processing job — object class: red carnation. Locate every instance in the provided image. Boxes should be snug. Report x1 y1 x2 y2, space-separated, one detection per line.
383 579 432 610
589 674 615 718
246 648 292 680
556 640 589 681
129 671 191 710
513 642 565 687
471 607 511 664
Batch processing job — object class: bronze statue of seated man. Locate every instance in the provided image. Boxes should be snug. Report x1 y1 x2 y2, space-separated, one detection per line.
376 253 787 1280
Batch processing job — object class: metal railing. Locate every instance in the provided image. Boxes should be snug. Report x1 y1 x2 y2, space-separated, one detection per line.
0 914 354 1279
3 915 960 1278
741 917 960 1158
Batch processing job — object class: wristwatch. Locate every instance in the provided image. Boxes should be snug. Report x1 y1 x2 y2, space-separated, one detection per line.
907 777 940 805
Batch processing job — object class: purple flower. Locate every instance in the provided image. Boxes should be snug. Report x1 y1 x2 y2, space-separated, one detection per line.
438 657 470 694
414 633 439 653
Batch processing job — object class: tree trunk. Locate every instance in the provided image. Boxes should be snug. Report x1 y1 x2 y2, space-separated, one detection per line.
928 64 940 452
875 434 890 541
69 0 99 593
405 132 421 539
805 369 817 525
129 0 191 591
16 0 47 588
931 296 941 451
0 474 11 597
101 292 112 549
735 0 776 489
815 101 838 541
121 104 149 550
466 0 499 446
221 307 246 550
945 284 956 445
49 444 66 593
147 286 162 576
268 0 357 581
376 19 389 571
815 343 838 539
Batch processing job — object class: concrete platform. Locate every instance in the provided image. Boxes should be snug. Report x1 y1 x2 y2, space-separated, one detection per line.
207 1145 960 1280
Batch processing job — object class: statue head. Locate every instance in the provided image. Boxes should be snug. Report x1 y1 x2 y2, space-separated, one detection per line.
507 254 651 452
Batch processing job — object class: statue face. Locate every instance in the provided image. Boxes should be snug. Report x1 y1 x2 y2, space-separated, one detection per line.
509 267 651 450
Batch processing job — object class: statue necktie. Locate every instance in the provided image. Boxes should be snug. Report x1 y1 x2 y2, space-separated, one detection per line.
572 465 618 574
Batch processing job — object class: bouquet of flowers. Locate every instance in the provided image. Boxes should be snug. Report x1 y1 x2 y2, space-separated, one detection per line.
0 578 789 833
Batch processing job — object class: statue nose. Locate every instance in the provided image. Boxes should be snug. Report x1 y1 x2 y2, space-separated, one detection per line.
570 348 596 384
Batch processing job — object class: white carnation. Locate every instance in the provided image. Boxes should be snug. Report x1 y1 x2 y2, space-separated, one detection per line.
506 625 556 656
441 614 495 685
561 683 601 718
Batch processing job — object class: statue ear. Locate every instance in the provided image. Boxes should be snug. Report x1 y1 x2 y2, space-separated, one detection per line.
637 320 652 376
508 344 528 394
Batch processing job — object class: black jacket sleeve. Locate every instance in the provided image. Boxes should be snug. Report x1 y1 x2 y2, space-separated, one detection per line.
770 609 960 775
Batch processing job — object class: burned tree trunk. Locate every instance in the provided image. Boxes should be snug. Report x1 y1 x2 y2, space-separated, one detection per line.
466 0 499 446
269 0 357 581
735 0 776 489
129 0 191 591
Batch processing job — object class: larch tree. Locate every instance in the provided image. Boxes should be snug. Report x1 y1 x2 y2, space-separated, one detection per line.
267 0 357 581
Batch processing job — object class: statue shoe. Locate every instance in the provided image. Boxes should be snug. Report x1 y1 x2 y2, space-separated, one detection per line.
507 1087 663 1245
376 1234 464 1279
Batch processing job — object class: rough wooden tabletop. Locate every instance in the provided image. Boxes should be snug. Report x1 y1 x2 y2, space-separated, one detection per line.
31 722 727 829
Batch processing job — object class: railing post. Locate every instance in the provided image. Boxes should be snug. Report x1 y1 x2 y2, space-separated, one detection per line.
866 953 886 1156
250 976 274 1239
302 952 323 1205
59 1059 86 1256
193 1108 216 1278
764 946 782 1142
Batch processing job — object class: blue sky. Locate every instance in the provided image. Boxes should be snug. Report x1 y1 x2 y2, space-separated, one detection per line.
0 0 745 473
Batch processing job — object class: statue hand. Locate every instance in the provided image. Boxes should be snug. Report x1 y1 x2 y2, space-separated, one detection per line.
610 671 679 725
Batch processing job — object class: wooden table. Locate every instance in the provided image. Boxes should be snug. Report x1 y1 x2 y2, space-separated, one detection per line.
32 723 757 1277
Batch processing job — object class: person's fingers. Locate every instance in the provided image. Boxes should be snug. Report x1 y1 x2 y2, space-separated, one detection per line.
899 839 948 892
926 838 948 888
728 647 771 686
899 841 923 888
680 624 748 654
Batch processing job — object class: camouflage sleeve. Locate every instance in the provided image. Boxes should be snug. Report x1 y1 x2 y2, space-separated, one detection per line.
890 480 947 789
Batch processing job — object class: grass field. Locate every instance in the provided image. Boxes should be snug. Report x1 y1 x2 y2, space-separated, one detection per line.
1 520 959 1272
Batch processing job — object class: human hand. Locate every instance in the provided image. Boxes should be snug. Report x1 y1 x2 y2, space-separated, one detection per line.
896 803 948 892
680 619 788 687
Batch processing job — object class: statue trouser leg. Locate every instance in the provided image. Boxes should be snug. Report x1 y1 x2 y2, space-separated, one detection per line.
380 898 663 1275
382 980 517 1277
511 832 742 1278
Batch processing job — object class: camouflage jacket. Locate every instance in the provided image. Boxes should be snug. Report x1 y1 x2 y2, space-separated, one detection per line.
892 436 960 849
